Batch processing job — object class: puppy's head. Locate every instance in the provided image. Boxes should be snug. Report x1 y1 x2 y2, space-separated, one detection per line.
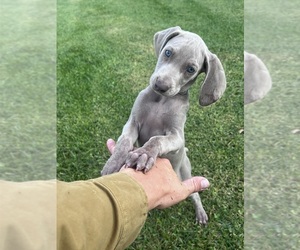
150 26 226 106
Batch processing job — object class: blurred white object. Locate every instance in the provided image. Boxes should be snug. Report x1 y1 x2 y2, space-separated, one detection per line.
244 51 272 104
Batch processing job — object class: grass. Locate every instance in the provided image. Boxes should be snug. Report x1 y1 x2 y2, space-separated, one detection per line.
0 0 56 181
245 0 300 249
57 0 243 249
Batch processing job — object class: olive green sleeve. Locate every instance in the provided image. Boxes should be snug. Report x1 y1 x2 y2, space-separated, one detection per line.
57 173 148 250
0 180 56 250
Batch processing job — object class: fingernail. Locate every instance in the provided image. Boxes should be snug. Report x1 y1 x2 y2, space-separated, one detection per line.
201 179 210 190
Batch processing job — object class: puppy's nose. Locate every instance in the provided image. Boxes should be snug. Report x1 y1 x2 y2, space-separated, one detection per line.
154 80 169 93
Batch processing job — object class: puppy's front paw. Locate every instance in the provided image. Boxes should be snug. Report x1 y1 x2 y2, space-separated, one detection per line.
101 162 115 176
101 157 125 176
126 148 157 172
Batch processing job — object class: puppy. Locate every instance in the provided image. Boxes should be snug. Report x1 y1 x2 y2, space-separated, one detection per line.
101 26 226 224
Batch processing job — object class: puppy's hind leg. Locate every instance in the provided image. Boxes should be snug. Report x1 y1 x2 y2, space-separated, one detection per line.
180 154 208 224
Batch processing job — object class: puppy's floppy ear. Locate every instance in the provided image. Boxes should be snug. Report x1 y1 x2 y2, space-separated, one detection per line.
244 51 272 105
199 50 226 106
153 26 182 57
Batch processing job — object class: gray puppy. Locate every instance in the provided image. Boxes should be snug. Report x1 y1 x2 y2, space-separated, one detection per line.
101 26 226 224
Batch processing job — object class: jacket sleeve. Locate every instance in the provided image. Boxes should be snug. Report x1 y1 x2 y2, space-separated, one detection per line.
57 173 148 250
0 180 56 250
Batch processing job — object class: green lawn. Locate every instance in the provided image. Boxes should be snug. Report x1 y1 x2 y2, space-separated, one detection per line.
0 0 56 181
245 0 300 249
57 0 243 249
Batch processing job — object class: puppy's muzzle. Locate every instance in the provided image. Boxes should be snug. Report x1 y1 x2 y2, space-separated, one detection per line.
153 78 170 94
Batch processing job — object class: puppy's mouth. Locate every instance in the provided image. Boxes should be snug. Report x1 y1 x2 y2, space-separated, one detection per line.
151 81 178 97
151 86 178 97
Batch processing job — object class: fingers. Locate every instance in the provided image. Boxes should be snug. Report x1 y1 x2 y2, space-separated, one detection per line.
106 139 116 155
182 177 210 194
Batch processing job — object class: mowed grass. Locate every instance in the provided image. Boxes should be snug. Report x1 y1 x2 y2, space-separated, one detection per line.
245 0 300 249
57 0 243 249
0 0 56 181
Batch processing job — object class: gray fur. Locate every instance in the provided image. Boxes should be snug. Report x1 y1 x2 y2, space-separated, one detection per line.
101 27 226 224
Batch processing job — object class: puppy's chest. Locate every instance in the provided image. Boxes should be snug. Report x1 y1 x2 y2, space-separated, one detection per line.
136 102 176 144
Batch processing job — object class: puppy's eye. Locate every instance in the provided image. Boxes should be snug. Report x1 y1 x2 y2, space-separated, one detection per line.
186 66 196 74
165 50 172 57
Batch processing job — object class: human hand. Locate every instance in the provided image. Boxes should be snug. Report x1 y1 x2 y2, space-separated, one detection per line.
106 139 210 210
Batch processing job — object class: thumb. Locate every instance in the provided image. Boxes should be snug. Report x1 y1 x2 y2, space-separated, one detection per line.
182 177 210 194
106 139 116 155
